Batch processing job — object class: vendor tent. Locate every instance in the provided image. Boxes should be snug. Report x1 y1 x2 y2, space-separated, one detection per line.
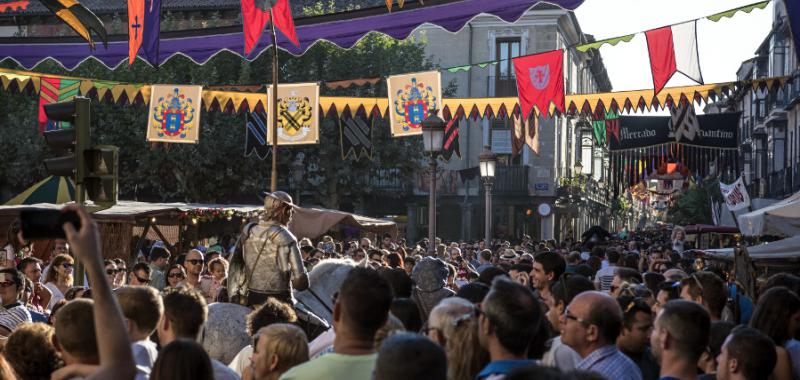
737 191 800 237
4 176 75 205
0 200 396 258
704 234 800 261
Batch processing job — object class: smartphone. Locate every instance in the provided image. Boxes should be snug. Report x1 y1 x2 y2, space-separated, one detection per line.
19 209 80 240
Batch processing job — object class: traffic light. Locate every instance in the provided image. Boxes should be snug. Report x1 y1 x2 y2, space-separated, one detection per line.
84 145 118 207
43 97 90 182
42 97 118 207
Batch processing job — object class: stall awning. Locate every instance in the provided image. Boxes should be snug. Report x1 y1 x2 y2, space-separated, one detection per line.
738 191 800 237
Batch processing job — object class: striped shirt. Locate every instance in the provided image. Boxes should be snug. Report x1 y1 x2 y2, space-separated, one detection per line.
595 265 617 292
577 345 642 380
0 302 32 332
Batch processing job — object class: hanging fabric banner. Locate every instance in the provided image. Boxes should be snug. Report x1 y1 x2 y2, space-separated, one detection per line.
720 177 751 211
387 70 441 137
645 21 703 94
267 82 320 145
38 77 80 133
147 84 202 144
786 0 800 61
672 112 739 148
127 0 162 67
527 113 540 154
512 115 525 157
512 49 565 118
245 110 269 160
339 115 373 161
442 118 461 161
610 112 740 151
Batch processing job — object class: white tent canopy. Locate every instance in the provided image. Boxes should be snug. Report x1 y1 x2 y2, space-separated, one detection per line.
704 235 800 261
737 191 800 237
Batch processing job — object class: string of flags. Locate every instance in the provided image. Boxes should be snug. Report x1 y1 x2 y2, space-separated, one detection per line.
442 0 772 73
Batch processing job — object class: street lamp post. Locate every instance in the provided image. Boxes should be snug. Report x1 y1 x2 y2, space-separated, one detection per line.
421 111 445 256
291 156 305 205
479 146 496 248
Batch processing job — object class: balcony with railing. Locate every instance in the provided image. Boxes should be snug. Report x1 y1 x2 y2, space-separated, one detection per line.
766 168 795 199
487 75 518 97
480 165 529 196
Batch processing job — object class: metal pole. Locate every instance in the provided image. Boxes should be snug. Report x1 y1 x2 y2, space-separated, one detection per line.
428 157 437 256
484 180 492 248
269 13 279 192
74 183 86 286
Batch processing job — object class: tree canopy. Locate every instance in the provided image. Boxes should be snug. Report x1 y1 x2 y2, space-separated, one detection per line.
0 28 441 208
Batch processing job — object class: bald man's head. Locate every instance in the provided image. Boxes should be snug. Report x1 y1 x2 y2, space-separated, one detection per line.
573 291 623 345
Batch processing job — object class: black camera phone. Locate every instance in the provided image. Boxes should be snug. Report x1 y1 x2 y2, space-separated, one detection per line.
19 209 81 240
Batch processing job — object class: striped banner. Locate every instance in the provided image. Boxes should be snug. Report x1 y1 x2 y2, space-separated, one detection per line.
37 77 80 133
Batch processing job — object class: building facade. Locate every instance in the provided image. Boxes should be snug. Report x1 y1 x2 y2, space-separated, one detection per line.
726 0 799 207
399 4 614 243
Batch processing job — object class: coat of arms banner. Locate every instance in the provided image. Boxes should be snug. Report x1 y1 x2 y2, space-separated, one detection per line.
146 84 202 143
387 71 441 138
267 82 320 145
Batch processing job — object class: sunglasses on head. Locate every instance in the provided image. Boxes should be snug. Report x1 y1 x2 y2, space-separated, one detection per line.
186 259 203 266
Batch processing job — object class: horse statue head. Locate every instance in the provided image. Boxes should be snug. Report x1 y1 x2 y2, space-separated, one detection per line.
294 258 367 325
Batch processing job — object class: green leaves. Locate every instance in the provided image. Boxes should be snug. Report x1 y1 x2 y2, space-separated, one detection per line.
0 26 432 208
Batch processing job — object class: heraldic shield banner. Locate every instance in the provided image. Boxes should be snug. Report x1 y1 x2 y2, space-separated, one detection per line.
267 82 320 145
147 84 203 144
387 71 441 138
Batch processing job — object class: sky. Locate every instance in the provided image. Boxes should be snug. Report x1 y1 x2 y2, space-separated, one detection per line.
574 0 774 96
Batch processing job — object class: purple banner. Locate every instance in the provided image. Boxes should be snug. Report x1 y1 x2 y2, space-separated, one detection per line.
0 0 583 69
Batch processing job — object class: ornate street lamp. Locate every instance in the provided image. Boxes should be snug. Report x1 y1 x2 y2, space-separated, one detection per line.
479 146 497 248
421 110 445 255
290 154 305 205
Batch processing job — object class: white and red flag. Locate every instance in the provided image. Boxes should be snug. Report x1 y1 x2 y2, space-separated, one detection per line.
645 21 703 94
513 49 565 119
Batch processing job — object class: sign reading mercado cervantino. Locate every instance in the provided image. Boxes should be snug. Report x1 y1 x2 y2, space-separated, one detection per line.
387 71 442 138
609 112 739 151
267 82 320 145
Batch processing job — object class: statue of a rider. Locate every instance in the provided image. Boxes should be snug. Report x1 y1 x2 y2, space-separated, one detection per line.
228 191 308 307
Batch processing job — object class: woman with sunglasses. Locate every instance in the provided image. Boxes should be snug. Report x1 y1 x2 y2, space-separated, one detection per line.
104 260 119 288
165 264 187 289
43 254 73 310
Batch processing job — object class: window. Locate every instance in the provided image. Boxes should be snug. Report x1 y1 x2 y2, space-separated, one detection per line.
494 38 521 97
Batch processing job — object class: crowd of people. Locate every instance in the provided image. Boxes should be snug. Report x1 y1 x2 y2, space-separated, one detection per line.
0 206 798 380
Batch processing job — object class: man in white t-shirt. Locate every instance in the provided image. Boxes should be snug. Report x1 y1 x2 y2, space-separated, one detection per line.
0 268 32 336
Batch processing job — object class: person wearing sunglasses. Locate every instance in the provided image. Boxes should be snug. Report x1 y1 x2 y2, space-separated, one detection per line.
166 264 187 289
113 258 127 288
0 268 32 337
561 291 643 380
182 249 205 289
104 260 119 288
43 254 74 311
128 262 152 286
